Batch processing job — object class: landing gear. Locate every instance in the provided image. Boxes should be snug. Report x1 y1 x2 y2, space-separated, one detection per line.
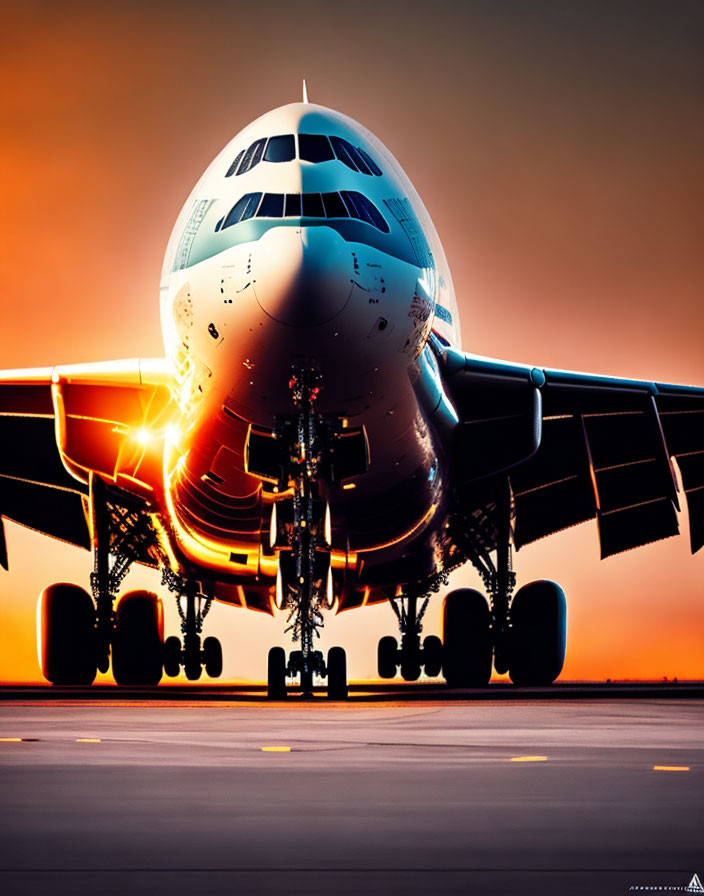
445 477 568 687
266 367 348 699
378 589 443 681
509 580 566 686
442 588 492 687
267 647 287 699
327 646 348 700
112 590 164 686
38 583 97 685
161 572 223 681
266 646 348 699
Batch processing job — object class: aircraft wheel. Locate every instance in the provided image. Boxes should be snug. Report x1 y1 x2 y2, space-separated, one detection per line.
184 656 202 681
377 636 398 679
423 635 443 678
163 636 181 678
38 583 97 685
203 636 223 678
327 646 348 699
400 659 421 682
509 580 566 686
267 647 287 699
112 591 164 686
442 588 492 688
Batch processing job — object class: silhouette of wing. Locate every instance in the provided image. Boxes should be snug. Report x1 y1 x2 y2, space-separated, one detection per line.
435 341 704 558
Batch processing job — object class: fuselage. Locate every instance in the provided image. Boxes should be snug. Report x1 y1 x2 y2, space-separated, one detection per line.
159 102 462 609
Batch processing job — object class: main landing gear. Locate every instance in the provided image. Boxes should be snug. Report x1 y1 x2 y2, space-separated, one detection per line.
38 477 222 686
161 572 223 681
377 589 443 682
378 479 567 687
265 367 348 700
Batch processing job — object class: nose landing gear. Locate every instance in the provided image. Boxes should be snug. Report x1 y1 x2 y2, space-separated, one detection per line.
265 367 348 699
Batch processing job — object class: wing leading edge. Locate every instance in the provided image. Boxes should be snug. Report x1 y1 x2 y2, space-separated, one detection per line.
434 339 704 558
0 360 176 570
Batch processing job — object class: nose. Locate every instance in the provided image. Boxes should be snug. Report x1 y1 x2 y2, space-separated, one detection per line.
251 226 353 327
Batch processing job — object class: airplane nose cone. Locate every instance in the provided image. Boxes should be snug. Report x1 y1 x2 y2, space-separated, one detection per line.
252 226 352 327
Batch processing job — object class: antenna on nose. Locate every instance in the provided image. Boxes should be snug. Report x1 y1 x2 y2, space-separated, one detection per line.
302 79 309 104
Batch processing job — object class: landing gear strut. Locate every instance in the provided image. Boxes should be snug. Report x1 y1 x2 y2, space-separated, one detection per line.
161 572 222 681
266 367 347 699
378 588 443 681
444 477 567 687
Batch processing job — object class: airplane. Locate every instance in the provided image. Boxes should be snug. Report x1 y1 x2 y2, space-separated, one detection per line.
1 93 702 698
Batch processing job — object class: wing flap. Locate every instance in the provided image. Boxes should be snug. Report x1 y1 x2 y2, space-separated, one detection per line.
435 343 703 556
0 416 80 490
657 391 704 551
0 476 90 551
598 498 679 558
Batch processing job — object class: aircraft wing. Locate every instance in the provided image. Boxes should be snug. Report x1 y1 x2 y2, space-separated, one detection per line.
0 359 176 569
435 341 704 558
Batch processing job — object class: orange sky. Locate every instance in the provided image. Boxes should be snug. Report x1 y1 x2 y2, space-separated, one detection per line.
1 0 703 683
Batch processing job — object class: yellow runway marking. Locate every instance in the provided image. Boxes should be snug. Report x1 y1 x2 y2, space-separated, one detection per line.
510 755 548 762
76 738 102 743
261 746 291 752
653 765 690 772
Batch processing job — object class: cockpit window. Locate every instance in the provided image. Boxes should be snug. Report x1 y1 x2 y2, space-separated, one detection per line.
222 193 262 228
301 193 325 217
264 134 295 163
285 193 302 217
299 134 335 163
219 191 389 233
341 191 389 231
256 193 284 217
321 191 349 217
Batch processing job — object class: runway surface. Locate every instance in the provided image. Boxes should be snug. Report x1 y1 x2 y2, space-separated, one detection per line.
0 690 702 895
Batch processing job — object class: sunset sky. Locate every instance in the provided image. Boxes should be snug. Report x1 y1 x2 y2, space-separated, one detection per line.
1 0 702 683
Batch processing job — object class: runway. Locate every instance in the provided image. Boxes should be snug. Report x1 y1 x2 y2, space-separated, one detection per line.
0 689 702 895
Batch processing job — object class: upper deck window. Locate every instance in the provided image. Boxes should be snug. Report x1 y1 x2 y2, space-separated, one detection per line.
264 135 295 163
237 138 267 176
225 150 244 178
299 134 334 163
225 133 383 176
329 136 358 171
358 147 382 176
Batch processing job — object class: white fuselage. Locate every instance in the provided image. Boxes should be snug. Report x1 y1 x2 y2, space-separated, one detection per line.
158 103 462 602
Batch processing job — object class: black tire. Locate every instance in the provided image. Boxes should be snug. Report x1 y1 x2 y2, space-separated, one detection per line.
327 646 348 699
509 580 566 686
267 647 287 699
377 636 398 679
185 657 202 681
203 636 223 678
400 659 421 682
423 635 443 678
163 636 181 678
39 583 97 685
442 588 492 688
112 591 164 686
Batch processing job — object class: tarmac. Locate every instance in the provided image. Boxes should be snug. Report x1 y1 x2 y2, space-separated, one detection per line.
0 683 702 895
